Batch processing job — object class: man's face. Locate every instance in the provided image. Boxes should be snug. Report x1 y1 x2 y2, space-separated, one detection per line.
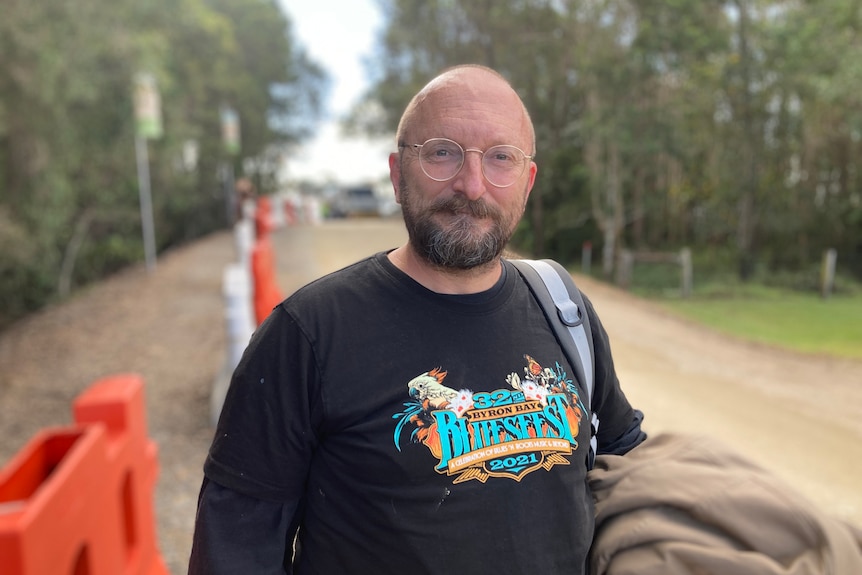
390 71 537 270
397 166 530 270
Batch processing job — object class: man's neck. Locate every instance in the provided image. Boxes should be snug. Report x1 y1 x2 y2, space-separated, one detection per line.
387 245 503 295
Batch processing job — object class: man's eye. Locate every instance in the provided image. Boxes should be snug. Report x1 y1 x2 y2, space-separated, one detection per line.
426 146 459 160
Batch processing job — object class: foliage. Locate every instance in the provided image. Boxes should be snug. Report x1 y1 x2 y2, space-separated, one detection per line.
362 0 861 286
0 0 326 329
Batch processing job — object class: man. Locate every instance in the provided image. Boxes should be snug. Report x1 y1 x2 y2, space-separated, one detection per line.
189 64 645 574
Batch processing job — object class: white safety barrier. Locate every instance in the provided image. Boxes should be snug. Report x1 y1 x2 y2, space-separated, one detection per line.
233 219 254 267
269 194 286 228
212 263 255 425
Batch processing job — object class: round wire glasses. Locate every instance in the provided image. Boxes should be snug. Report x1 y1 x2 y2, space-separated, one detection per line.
401 138 533 188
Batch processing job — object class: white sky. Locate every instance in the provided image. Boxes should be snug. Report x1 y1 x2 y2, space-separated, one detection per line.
279 0 393 186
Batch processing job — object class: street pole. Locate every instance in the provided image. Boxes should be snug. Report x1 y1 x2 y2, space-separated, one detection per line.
135 135 157 271
220 105 241 227
133 72 162 272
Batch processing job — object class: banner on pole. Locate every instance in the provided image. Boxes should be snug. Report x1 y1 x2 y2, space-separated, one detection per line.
221 106 241 155
134 73 163 140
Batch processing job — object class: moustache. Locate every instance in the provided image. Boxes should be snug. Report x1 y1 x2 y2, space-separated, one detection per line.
429 196 496 219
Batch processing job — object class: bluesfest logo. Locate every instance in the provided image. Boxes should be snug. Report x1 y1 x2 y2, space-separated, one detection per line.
393 355 586 483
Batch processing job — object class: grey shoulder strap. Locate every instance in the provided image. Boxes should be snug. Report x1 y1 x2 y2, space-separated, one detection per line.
510 258 599 468
510 259 594 404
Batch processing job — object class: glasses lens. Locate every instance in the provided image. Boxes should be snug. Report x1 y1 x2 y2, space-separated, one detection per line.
418 139 464 181
483 146 527 187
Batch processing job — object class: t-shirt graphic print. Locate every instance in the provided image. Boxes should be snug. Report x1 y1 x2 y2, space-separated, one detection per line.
393 354 587 483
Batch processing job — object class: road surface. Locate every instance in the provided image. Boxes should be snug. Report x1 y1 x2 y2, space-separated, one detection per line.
1 219 859 573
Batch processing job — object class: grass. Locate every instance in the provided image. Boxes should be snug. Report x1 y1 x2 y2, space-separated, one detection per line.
655 286 862 359
611 259 862 359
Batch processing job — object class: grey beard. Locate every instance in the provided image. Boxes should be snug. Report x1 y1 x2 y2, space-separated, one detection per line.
402 192 510 270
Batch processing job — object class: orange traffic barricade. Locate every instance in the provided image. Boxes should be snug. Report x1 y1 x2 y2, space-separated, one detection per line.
251 237 284 326
0 374 168 575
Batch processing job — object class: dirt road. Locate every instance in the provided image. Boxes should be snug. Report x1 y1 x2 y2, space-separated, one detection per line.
1 219 860 574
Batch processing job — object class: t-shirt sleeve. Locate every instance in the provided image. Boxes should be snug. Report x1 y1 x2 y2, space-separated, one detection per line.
204 305 322 502
581 293 646 454
188 477 300 574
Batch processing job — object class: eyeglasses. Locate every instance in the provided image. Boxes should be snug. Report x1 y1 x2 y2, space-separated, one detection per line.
400 138 533 188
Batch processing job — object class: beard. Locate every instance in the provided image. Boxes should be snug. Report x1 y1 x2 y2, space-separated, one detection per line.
399 176 522 270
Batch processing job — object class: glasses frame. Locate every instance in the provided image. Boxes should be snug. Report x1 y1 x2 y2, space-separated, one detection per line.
400 137 533 188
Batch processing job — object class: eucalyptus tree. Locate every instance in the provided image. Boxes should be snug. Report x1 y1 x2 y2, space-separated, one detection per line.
0 0 142 316
531 0 729 274
365 0 733 270
622 0 730 247
364 0 860 281
697 0 861 279
0 0 326 327
761 0 862 274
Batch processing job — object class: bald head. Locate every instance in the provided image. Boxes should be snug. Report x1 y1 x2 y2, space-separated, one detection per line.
396 65 536 156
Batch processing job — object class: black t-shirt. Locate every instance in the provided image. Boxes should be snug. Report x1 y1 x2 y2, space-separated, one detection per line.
204 252 636 574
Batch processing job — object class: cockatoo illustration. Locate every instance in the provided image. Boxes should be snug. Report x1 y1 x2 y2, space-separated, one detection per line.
407 367 458 409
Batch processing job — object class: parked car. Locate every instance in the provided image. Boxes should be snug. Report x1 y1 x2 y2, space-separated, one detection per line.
330 186 381 218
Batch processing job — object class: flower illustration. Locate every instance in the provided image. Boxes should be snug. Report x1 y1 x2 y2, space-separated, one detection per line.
447 389 474 417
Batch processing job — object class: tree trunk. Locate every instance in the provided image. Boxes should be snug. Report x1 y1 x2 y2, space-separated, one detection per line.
733 0 759 281
58 209 95 298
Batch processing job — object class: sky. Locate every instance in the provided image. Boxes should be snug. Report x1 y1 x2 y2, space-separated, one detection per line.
278 0 393 186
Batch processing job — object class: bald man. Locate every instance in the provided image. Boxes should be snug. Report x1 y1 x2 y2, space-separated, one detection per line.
189 64 645 575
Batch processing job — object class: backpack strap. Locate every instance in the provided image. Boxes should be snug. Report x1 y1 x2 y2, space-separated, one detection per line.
510 258 600 469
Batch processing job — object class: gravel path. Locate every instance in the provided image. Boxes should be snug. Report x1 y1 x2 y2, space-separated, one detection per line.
1 219 860 573
0 230 234 573
0 220 408 574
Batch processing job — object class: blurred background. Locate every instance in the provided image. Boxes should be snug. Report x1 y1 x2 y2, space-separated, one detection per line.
1 0 860 331
1 2 861 572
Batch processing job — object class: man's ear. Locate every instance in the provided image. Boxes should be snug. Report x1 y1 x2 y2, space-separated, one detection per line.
389 153 403 204
524 161 538 204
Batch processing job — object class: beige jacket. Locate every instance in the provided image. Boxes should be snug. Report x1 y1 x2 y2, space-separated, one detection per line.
588 433 862 575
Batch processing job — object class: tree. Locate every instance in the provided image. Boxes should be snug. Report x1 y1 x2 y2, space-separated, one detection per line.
0 0 327 328
359 0 861 283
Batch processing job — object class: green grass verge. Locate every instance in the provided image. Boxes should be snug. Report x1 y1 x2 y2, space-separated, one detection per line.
657 289 862 359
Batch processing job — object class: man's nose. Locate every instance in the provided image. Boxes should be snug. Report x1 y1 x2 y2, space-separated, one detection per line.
452 149 486 200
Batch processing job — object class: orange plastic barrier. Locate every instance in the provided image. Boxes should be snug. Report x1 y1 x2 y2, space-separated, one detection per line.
254 196 274 239
251 237 284 326
0 374 168 575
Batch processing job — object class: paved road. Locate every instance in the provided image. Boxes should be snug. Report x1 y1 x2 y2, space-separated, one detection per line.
1 218 859 573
